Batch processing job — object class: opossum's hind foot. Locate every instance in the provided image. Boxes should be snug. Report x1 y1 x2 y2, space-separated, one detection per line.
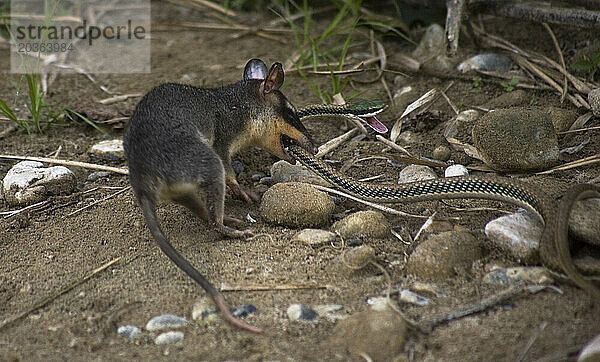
216 222 254 238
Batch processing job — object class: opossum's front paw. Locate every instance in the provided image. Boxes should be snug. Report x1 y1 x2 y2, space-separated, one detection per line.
228 181 260 203
240 187 261 203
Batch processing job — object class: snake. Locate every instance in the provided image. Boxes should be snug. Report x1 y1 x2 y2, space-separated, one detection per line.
292 101 600 301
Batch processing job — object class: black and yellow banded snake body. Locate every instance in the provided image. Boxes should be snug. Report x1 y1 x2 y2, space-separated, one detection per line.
293 102 600 301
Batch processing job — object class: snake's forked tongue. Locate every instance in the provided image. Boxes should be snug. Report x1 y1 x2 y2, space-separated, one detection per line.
364 115 388 134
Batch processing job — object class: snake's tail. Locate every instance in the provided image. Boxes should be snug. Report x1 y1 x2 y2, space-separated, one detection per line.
553 184 600 301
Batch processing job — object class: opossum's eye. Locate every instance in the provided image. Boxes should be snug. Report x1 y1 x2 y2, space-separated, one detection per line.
282 103 307 134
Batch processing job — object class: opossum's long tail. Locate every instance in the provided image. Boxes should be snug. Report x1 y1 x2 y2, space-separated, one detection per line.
139 195 265 334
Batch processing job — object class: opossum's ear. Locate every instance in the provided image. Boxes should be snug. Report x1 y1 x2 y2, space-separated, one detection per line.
243 58 268 80
263 62 284 94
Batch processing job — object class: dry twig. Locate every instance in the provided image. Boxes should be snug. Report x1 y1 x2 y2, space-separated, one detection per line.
0 154 129 175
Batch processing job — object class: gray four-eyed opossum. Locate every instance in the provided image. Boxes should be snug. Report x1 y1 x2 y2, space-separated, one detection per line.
124 59 317 333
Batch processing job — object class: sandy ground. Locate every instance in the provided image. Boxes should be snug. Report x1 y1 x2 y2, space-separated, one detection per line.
1 2 599 360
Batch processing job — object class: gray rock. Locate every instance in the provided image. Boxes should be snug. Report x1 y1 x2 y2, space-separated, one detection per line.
483 266 553 285
396 130 419 145
89 139 124 161
432 145 451 162
270 160 329 186
485 210 543 264
251 172 265 182
412 24 453 72
117 325 142 340
578 334 600 362
87 171 111 182
405 230 483 280
145 314 188 331
2 161 76 206
399 289 429 306
445 164 468 177
457 53 513 73
398 165 437 184
454 109 481 136
331 211 390 239
338 245 376 273
231 160 244 175
154 331 184 345
231 304 257 318
292 229 337 247
589 88 600 117
570 198 600 246
330 306 407 361
472 108 559 172
260 182 334 228
547 106 577 132
287 304 319 321
482 90 529 109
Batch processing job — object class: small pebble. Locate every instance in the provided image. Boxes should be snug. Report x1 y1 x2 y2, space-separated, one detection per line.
89 139 124 161
453 109 481 136
251 172 265 182
346 238 363 247
155 331 184 345
231 304 257 318
457 53 513 73
588 88 600 117
483 266 553 285
145 314 188 331
340 245 376 272
485 210 543 264
432 145 451 162
398 165 437 184
292 229 337 247
331 210 390 239
246 213 257 223
578 334 600 362
231 160 244 175
410 281 446 297
396 130 419 145
444 164 468 177
367 296 389 310
287 304 319 321
411 24 452 72
399 289 429 306
117 325 142 340
314 304 343 315
192 298 219 324
87 171 111 182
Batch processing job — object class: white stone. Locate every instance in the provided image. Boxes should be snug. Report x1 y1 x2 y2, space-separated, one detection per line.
2 161 75 205
485 210 543 263
398 165 437 184
89 139 124 159
145 314 188 331
154 331 184 345
445 164 468 177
